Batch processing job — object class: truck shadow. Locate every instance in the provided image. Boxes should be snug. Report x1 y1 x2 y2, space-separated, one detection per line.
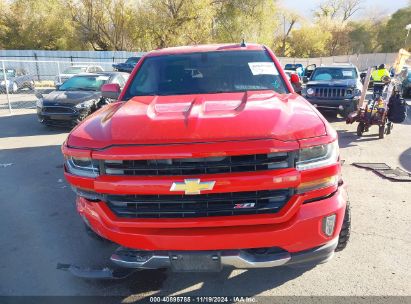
0 112 70 138
90 263 316 300
399 147 411 173
337 129 382 149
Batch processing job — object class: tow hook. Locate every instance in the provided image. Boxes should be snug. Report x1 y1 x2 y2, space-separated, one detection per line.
56 263 137 280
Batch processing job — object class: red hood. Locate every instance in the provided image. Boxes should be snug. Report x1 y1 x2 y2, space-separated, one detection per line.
67 91 327 149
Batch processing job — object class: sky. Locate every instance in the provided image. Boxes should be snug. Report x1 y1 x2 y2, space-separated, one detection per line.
279 0 409 20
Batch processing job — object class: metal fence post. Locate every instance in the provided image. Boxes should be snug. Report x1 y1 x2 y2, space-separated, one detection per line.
1 60 12 114
57 61 61 84
34 52 40 81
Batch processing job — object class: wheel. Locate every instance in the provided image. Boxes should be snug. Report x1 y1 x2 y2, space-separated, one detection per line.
11 82 18 93
379 123 385 139
356 122 365 137
29 80 35 90
335 202 351 252
385 122 393 135
342 101 357 118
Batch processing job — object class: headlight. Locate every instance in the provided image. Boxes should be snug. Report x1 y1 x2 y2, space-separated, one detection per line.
296 141 339 170
0 80 9 86
75 100 95 109
65 156 99 177
36 98 43 108
354 89 361 96
306 88 314 95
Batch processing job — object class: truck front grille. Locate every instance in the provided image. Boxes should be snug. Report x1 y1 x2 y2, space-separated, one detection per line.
102 152 293 176
106 189 292 218
313 87 346 99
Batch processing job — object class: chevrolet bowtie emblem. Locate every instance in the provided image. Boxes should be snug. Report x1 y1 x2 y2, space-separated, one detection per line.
170 179 216 195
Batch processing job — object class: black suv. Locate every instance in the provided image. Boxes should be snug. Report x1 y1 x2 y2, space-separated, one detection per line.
303 64 363 117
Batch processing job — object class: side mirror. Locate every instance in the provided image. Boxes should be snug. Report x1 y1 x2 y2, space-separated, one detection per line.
303 76 308 83
101 83 121 100
290 73 300 84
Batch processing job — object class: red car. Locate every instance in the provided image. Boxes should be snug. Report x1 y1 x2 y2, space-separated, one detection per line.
62 44 349 274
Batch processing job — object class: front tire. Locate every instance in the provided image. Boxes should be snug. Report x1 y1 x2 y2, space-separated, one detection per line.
11 82 18 93
356 122 365 136
29 80 35 90
335 202 351 252
342 101 357 118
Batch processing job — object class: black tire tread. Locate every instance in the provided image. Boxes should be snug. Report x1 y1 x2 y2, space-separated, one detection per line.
335 202 351 252
356 123 364 137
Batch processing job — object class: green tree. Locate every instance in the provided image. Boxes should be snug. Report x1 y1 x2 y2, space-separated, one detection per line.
348 20 382 53
212 0 280 47
314 0 364 55
287 26 332 58
68 0 138 51
135 0 214 50
0 0 79 50
378 6 411 52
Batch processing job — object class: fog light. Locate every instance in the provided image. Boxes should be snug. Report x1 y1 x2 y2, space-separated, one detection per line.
322 214 336 237
71 186 103 201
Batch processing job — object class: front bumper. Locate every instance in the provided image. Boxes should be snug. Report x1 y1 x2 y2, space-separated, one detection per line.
76 184 346 253
37 106 88 127
110 237 338 270
305 97 358 110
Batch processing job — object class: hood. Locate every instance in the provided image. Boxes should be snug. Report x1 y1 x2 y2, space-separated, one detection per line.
43 90 101 106
67 91 327 149
307 79 357 87
113 63 133 68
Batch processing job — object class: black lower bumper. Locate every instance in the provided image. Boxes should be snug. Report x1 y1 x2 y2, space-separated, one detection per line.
110 238 338 271
305 97 358 111
37 107 85 127
57 238 338 278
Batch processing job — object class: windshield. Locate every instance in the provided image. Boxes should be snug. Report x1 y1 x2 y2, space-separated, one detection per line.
59 75 110 91
63 67 87 74
1 69 16 78
124 50 288 99
311 68 358 81
284 64 302 71
125 57 140 65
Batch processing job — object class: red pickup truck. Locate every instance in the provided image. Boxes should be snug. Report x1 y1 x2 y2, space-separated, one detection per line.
62 44 350 273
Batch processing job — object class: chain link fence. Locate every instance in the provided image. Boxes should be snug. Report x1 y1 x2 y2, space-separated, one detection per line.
277 53 406 71
1 52 408 116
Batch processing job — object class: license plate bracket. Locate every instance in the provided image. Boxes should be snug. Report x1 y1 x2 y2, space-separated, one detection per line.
49 115 72 120
169 251 222 272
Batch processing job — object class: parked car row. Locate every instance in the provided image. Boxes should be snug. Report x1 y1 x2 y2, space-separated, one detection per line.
54 65 104 87
0 68 35 93
112 56 142 73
